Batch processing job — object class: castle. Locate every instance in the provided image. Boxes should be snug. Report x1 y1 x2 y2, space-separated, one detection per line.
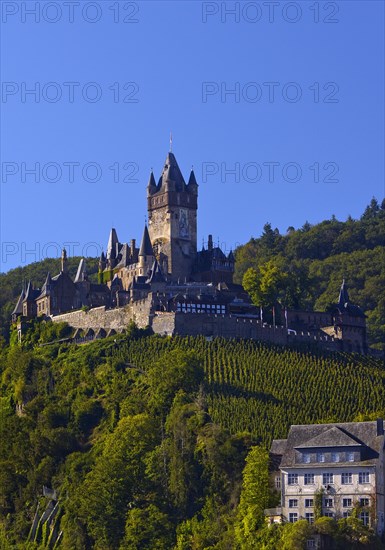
12 150 368 353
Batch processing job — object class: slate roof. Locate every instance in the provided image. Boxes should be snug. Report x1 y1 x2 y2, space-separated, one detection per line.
107 228 119 259
36 272 53 299
157 152 186 192
74 259 87 283
194 247 233 272
296 426 364 449
147 259 165 284
115 243 130 268
139 225 154 257
336 279 366 318
23 281 41 302
276 421 385 468
188 169 198 187
271 439 288 455
12 288 25 315
147 171 157 192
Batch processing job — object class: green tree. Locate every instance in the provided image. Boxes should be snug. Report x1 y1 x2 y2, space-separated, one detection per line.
235 445 271 549
120 504 174 549
281 520 312 550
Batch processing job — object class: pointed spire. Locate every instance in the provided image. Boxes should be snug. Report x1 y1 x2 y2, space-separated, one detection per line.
24 280 34 301
74 259 87 283
338 279 350 307
36 272 53 299
139 225 154 257
12 287 26 316
188 169 198 187
228 250 235 261
61 248 68 273
159 152 186 192
147 170 157 196
107 228 119 260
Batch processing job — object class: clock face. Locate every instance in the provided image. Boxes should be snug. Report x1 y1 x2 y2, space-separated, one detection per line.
179 208 189 238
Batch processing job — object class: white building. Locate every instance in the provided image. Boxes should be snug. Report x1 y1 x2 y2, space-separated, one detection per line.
266 420 385 537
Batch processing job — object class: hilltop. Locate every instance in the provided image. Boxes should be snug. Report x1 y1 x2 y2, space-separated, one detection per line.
1 197 384 350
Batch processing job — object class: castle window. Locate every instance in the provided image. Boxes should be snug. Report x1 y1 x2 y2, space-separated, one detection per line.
289 499 298 508
289 513 298 523
359 512 370 526
359 472 370 484
341 473 353 484
305 513 314 524
304 473 315 485
288 474 298 485
360 498 370 507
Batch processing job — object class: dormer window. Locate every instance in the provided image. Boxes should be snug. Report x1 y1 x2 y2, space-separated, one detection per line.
331 452 340 463
303 453 311 464
317 452 325 463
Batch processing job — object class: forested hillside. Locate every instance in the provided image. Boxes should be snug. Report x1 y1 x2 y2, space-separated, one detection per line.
234 198 385 350
0 330 384 549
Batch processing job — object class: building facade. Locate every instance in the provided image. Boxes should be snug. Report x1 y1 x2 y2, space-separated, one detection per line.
267 420 385 537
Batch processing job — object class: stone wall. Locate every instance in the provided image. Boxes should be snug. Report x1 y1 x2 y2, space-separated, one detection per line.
52 306 346 352
51 306 135 331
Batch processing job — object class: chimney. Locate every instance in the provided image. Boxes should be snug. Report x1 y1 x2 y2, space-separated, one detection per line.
130 239 136 256
208 234 213 251
376 418 384 436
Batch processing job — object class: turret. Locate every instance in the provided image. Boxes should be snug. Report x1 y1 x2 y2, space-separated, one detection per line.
98 252 106 284
338 279 349 308
147 170 157 196
74 258 88 283
22 281 38 318
187 168 198 195
106 228 119 263
99 251 106 271
11 287 25 323
139 225 154 269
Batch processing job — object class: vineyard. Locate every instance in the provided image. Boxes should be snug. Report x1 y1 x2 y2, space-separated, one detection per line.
83 334 385 447
2 332 385 548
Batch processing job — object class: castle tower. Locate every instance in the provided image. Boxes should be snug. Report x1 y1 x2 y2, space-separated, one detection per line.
147 152 198 281
138 224 154 276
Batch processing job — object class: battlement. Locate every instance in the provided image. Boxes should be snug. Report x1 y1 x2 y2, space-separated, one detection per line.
51 306 350 353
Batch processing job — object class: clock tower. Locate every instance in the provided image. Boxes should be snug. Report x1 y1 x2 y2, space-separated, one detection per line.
147 152 198 281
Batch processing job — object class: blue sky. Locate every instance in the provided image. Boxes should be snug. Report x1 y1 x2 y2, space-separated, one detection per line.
1 0 384 271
